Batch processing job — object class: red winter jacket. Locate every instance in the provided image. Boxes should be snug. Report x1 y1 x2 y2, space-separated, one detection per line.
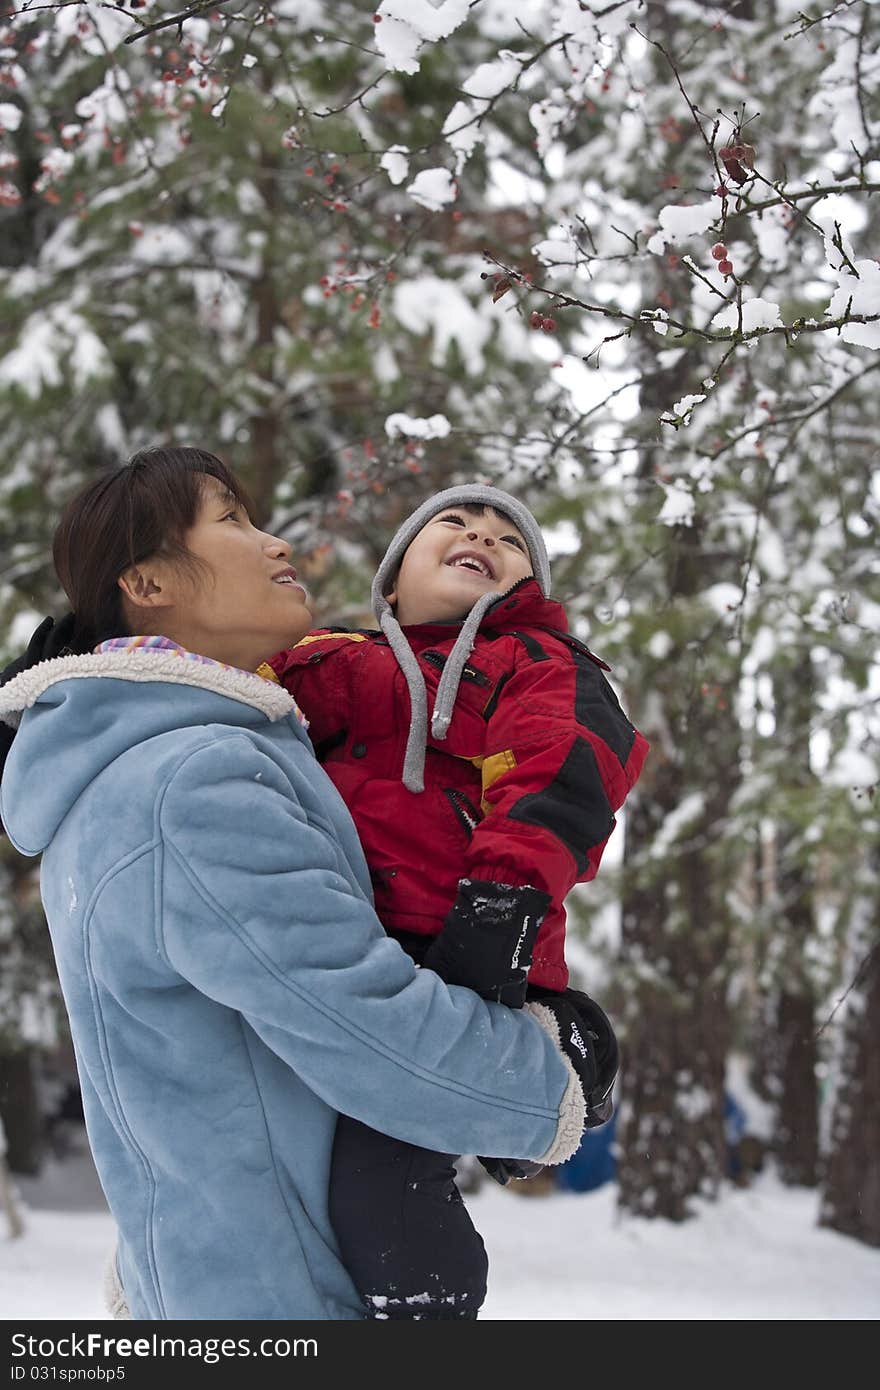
270 578 649 992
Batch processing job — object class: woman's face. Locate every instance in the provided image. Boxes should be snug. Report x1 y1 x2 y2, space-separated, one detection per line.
125 477 312 670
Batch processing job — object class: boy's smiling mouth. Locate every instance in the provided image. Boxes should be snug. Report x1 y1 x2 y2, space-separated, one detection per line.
445 550 496 580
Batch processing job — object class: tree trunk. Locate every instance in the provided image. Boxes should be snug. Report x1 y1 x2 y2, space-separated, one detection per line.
247 119 283 526
764 655 819 1186
0 1047 44 1175
820 866 880 1247
772 988 819 1185
613 209 746 1214
617 761 733 1218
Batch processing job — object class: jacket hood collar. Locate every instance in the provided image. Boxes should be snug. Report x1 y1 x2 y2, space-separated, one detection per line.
400 578 569 645
0 650 301 856
478 577 570 633
0 648 297 729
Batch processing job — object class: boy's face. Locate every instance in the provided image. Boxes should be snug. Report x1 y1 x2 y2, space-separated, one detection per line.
388 505 534 626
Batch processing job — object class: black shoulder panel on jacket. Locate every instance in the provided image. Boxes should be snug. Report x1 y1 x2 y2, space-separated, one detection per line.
508 736 615 871
571 657 636 769
538 626 611 671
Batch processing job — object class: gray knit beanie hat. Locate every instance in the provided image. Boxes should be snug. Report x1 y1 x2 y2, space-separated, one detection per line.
371 484 551 793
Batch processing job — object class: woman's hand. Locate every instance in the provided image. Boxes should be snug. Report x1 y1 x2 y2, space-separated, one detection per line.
1 614 78 688
1 614 78 837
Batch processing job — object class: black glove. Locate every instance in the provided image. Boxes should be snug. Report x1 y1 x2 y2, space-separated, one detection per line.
421 877 550 1008
1 613 78 688
528 986 619 1129
1 614 77 837
477 1155 547 1186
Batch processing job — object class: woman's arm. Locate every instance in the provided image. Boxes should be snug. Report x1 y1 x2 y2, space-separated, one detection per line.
156 733 585 1166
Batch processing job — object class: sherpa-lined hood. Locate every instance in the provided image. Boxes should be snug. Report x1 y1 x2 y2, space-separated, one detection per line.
0 650 299 856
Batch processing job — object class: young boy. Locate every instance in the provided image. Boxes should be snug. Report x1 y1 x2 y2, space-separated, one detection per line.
270 484 649 1321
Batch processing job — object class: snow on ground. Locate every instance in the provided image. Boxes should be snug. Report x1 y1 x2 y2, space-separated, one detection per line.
1 1139 878 1320
477 1178 880 1320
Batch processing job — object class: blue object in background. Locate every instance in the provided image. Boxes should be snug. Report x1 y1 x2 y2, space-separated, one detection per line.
724 1090 748 1181
555 1111 618 1193
554 1090 751 1193
724 1090 747 1146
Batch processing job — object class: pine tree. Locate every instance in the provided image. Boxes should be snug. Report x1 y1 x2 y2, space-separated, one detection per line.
0 0 876 1233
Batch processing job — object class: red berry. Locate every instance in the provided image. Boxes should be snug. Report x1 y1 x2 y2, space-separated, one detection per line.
714 184 729 197
711 243 728 260
718 259 733 276
529 311 543 329
542 317 557 332
373 11 382 19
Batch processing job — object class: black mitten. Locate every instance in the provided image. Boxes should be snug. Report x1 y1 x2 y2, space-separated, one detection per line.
476 989 619 1184
422 879 553 1184
1 614 78 837
527 986 619 1129
421 877 550 1008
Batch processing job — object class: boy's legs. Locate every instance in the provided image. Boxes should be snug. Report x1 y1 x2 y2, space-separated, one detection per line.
329 1113 488 1320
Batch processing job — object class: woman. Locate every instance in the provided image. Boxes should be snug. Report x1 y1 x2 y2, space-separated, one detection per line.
0 447 595 1321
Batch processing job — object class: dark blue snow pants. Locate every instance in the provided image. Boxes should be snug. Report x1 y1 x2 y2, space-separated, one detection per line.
329 1114 488 1320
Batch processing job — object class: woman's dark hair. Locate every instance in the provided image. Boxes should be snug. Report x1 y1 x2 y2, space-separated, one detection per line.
53 447 253 651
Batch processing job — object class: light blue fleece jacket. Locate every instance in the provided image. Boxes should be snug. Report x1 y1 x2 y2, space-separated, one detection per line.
0 650 583 1321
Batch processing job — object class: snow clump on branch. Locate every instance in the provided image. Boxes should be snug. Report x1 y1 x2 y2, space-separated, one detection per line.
373 0 471 75
385 413 452 441
647 202 717 254
406 168 457 211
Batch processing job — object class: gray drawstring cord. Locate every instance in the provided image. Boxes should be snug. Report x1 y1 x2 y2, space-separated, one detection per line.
430 591 498 741
370 485 551 793
378 607 431 793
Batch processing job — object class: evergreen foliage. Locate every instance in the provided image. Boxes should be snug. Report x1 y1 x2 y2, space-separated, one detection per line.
0 0 876 1235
